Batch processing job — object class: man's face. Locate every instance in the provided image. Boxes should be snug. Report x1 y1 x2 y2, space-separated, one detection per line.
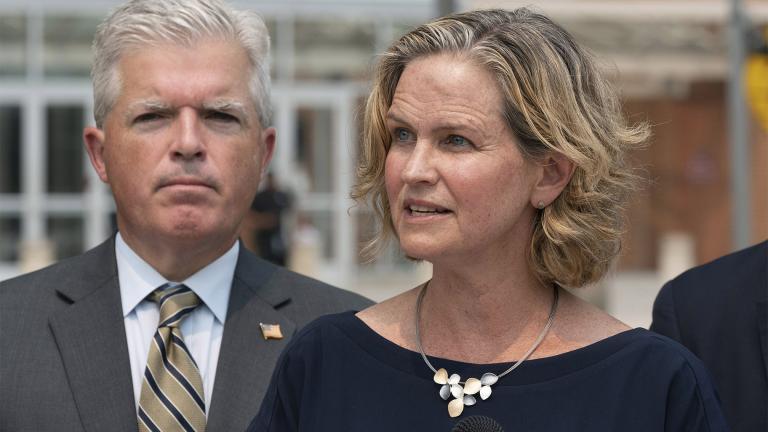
85 39 274 251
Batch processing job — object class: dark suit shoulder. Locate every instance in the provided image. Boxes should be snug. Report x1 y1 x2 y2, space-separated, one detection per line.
652 241 767 432
662 240 766 300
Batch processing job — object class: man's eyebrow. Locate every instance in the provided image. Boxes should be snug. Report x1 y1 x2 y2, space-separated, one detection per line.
202 100 251 125
123 100 171 123
202 100 247 114
127 100 172 112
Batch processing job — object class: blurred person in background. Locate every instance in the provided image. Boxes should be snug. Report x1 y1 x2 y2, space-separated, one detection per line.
249 8 729 431
250 172 292 266
652 240 768 432
0 1 370 431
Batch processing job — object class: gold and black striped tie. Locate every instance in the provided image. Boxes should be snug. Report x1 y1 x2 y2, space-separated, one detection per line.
138 284 206 432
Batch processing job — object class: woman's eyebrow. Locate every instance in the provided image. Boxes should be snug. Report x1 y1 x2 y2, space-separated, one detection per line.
385 111 407 123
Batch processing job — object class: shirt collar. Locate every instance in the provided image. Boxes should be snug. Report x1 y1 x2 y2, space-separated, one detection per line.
116 232 238 323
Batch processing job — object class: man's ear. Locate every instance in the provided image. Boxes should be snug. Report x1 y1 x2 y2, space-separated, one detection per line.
259 126 276 172
531 152 575 208
83 126 110 184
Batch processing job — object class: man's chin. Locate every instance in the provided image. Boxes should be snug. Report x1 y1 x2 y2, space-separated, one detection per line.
120 209 238 246
157 217 234 242
167 222 230 240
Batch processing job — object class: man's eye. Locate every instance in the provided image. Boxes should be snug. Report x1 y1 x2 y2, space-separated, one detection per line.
207 111 238 123
134 113 164 123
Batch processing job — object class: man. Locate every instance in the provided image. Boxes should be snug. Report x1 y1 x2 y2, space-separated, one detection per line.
0 1 371 431
250 173 292 266
651 240 767 432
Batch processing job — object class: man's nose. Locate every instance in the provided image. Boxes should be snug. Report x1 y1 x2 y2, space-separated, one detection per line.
170 108 205 161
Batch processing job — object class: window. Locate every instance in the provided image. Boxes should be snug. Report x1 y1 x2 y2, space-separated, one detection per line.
296 107 334 193
0 217 21 261
46 105 85 193
0 105 22 193
47 216 83 260
294 19 375 81
43 15 100 77
0 15 26 77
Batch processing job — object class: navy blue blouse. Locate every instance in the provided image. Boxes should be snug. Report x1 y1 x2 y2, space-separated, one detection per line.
249 311 729 431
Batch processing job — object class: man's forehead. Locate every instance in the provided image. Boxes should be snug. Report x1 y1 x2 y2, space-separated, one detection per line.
115 39 251 89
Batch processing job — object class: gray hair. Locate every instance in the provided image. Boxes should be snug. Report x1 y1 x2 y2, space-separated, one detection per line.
91 0 272 128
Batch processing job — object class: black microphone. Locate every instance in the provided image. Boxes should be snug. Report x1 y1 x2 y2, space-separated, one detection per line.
451 415 505 432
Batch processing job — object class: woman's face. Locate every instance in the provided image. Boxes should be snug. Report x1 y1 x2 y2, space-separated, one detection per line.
384 54 541 264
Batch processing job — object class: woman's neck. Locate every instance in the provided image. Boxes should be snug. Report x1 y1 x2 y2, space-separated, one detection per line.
417 261 556 363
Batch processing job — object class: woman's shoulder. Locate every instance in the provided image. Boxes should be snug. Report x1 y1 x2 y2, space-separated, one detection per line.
355 287 421 350
279 294 416 362
286 310 362 349
538 290 632 357
542 291 711 375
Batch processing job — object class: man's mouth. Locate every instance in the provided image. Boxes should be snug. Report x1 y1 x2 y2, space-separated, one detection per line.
158 177 216 191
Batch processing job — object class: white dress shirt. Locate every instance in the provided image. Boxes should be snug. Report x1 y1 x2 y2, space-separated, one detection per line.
116 233 237 414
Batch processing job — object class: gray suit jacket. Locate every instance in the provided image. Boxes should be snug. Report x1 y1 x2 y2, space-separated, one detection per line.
0 236 372 432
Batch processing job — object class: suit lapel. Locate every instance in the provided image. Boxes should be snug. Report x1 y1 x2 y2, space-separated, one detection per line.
755 242 768 381
758 300 768 380
48 238 137 432
206 250 297 432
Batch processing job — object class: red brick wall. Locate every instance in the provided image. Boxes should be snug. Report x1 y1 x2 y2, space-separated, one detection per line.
619 81 767 270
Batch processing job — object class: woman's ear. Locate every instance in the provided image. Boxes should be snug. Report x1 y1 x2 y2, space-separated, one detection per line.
531 152 575 208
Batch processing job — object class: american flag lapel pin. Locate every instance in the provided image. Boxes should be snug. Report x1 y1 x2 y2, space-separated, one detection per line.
259 322 283 340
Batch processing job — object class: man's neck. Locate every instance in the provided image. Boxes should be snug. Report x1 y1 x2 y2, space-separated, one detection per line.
118 230 238 281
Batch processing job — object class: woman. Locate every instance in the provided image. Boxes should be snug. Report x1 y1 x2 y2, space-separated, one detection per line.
250 9 728 431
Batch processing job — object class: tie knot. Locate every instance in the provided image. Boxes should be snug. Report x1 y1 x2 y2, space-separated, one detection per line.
150 284 202 328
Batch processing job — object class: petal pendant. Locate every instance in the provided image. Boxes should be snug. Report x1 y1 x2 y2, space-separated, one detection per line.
481 372 498 386
463 395 477 406
479 385 492 400
448 398 464 418
439 384 451 400
450 384 464 399
434 368 448 384
448 373 461 385
463 378 481 395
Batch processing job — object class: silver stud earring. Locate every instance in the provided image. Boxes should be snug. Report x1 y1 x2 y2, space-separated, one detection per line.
536 201 545 209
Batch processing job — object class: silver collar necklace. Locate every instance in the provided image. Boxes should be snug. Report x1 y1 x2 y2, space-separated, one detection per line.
414 281 559 418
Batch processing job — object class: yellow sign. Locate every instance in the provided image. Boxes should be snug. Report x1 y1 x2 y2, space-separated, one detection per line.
746 54 768 131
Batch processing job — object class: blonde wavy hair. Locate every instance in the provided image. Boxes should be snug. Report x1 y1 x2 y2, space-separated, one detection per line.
353 8 649 288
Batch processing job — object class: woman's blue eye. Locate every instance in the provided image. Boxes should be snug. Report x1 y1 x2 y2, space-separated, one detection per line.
447 135 470 147
395 128 412 142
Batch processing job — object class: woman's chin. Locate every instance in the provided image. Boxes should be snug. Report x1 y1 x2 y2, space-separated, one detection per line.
399 244 449 264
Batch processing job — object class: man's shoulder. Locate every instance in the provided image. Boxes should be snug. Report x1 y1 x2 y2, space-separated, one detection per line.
0 239 115 302
234 248 373 326
265 265 373 318
662 240 766 298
